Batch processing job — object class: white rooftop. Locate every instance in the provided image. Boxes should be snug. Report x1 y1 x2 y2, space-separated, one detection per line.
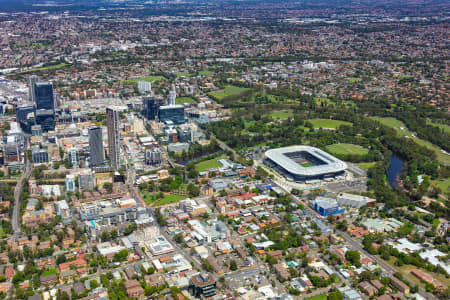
265 146 347 176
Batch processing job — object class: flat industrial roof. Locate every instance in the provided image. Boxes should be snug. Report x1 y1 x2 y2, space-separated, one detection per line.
265 146 347 176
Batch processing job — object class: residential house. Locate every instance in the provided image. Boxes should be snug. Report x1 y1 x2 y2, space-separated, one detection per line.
124 280 144 299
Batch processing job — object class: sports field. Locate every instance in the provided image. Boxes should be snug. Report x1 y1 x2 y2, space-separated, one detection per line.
325 143 369 156
176 97 197 105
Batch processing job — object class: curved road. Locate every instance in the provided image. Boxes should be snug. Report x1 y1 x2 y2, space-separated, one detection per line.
12 138 32 236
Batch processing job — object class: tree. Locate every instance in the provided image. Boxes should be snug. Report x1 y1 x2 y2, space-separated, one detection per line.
103 182 113 194
230 260 238 271
173 233 184 244
113 250 128 262
328 291 344 300
56 254 66 265
187 183 200 197
266 255 277 266
90 279 99 289
101 231 110 242
345 250 361 267
201 259 214 272
124 223 137 235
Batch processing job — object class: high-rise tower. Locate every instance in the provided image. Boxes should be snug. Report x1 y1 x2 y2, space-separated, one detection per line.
35 82 55 111
168 85 176 106
89 126 104 167
106 107 121 170
28 75 39 102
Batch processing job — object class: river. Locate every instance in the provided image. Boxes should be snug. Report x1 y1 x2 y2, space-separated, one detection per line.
387 154 404 188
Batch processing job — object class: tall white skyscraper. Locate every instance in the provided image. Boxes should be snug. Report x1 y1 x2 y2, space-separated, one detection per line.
168 85 177 106
28 75 39 102
137 81 152 94
107 107 121 170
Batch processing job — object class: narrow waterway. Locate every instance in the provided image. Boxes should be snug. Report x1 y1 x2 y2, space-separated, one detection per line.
387 154 404 188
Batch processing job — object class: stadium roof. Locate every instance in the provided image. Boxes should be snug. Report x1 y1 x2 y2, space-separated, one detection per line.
265 146 347 176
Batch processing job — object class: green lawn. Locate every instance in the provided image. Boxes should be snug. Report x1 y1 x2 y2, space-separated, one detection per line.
123 76 166 85
0 227 5 238
325 143 369 156
301 162 314 167
177 72 193 78
314 97 333 105
411 137 450 164
208 85 250 100
370 116 405 128
176 97 197 105
348 77 362 83
199 70 215 75
371 117 450 164
195 155 227 172
23 63 69 73
385 257 450 291
305 294 327 300
358 162 376 170
152 194 187 207
270 110 294 119
432 177 450 196
41 268 57 277
307 118 352 129
427 120 450 134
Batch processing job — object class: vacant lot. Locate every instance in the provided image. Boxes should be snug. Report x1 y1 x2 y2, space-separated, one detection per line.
307 118 352 129
208 85 250 100
326 143 369 156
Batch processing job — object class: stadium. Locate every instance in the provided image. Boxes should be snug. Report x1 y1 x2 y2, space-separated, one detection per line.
264 146 347 182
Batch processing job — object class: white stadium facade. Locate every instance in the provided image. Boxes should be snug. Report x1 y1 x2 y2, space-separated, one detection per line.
264 146 347 182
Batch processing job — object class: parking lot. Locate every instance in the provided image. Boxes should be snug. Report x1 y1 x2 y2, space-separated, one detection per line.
327 179 367 193
225 267 269 290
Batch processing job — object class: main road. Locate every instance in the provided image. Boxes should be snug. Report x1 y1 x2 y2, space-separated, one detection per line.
263 163 437 300
12 137 32 235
